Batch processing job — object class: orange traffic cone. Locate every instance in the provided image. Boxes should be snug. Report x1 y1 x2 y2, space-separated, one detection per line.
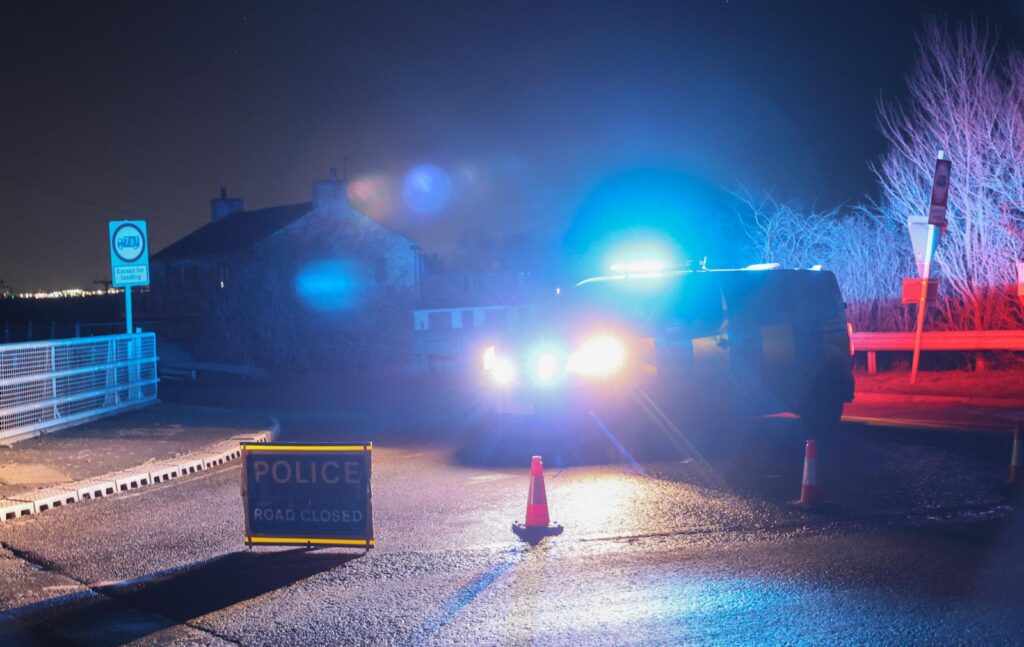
1010 425 1022 485
798 440 822 506
513 456 564 540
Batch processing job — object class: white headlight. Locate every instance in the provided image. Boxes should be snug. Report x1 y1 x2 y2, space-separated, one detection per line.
535 353 559 382
567 335 626 378
482 346 496 371
491 357 516 384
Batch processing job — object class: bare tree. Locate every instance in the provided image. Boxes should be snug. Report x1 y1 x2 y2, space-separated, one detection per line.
736 192 914 331
736 192 837 269
875 21 1024 330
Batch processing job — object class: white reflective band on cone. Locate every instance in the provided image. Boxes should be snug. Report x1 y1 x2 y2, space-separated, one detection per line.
802 458 817 486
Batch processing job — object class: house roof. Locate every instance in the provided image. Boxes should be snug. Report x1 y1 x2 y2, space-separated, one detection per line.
153 202 313 261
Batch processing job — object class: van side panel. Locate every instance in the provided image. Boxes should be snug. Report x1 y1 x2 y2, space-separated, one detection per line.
718 270 852 412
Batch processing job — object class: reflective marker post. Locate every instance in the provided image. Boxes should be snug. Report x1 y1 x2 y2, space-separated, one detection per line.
910 150 951 384
910 224 937 384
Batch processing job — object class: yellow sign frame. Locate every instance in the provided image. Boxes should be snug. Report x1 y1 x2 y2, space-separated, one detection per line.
240 442 373 549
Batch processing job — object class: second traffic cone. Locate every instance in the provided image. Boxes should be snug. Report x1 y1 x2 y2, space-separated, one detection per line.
1010 425 1022 485
798 440 822 506
513 455 563 540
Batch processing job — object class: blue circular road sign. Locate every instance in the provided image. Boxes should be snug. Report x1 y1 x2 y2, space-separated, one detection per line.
112 222 147 264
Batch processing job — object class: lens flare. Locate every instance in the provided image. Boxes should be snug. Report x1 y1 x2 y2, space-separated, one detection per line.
535 352 559 382
346 174 393 219
567 335 626 378
294 260 360 312
402 164 453 214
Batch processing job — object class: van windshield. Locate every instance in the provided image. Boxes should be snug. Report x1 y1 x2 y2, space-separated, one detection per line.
558 273 722 333
564 276 674 321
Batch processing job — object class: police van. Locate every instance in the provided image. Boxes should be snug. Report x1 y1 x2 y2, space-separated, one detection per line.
481 263 855 432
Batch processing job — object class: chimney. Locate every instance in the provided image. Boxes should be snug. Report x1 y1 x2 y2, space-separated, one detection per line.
313 167 348 211
210 186 244 222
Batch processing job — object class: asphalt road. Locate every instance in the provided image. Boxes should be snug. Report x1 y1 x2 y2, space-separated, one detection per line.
0 376 1022 645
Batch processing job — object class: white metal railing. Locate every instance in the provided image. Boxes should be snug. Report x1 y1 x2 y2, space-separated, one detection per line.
0 333 158 441
413 304 539 331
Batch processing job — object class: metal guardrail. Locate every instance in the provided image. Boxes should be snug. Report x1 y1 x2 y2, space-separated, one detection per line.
851 330 1024 351
0 333 158 441
851 330 1024 373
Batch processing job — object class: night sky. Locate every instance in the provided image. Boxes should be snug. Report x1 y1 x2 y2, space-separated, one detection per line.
2 0 1021 290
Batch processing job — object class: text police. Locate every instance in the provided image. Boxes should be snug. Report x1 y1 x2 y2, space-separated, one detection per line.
241 443 374 547
251 457 362 486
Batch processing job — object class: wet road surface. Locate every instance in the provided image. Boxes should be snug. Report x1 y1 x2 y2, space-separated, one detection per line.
0 377 1021 645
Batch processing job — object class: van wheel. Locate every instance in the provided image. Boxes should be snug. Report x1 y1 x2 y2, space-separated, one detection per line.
799 374 845 433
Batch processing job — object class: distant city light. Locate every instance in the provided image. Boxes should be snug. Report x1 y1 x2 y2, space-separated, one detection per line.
15 288 117 299
402 164 453 214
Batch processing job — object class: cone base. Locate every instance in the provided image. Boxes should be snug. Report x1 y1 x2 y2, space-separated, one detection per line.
512 521 564 541
789 500 838 514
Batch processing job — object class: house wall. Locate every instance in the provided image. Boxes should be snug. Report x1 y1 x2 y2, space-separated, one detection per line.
262 204 417 294
152 201 416 308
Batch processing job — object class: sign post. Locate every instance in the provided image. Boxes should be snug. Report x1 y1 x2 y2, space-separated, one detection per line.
901 277 939 304
108 220 150 334
241 443 374 549
910 151 952 384
1017 261 1024 303
109 220 150 402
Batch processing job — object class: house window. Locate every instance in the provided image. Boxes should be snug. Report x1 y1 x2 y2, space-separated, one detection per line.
428 311 452 330
484 309 508 328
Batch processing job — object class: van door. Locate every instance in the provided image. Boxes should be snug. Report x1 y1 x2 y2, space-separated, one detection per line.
719 272 797 413
655 273 727 398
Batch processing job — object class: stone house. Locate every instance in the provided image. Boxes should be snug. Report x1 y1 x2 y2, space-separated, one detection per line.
150 170 421 369
153 170 419 311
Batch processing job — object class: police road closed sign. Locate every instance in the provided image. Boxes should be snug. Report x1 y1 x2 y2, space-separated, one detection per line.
241 443 374 548
108 220 150 287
